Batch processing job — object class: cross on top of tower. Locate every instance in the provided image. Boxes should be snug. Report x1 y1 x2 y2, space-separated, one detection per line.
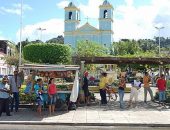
85 16 89 23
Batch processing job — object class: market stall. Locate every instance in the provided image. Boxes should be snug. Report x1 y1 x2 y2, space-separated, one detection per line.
19 64 80 108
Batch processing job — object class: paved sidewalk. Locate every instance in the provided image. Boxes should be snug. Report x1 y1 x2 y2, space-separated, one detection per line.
0 87 170 126
0 101 170 126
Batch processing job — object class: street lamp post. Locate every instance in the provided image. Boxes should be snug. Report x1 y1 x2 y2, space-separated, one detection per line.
155 26 165 54
155 26 165 76
37 27 46 41
19 0 23 66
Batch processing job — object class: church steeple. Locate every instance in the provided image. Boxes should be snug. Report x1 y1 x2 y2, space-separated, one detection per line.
64 1 113 47
99 0 113 46
99 0 113 31
64 2 80 32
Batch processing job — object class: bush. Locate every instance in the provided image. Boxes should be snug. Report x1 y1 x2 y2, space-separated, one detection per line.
23 43 72 64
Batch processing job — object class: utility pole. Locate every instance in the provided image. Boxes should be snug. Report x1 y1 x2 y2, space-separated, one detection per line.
155 26 165 76
37 27 46 41
19 0 23 66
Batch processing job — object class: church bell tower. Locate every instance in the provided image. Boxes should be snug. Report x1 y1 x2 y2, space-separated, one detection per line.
64 2 80 46
99 0 113 46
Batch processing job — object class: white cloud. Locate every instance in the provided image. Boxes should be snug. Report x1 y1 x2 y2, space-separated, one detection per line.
0 31 6 40
0 36 6 40
75 0 170 40
113 0 170 40
16 19 64 42
0 6 20 15
79 0 103 19
0 3 32 15
57 0 70 9
16 0 170 42
13 3 32 11
125 0 133 6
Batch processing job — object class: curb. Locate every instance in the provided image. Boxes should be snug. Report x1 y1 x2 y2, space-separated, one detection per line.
0 122 170 127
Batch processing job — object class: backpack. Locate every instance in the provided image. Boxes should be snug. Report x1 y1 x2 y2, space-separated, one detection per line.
68 102 76 110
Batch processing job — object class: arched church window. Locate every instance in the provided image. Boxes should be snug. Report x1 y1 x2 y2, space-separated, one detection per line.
69 12 72 20
77 12 79 20
104 10 108 18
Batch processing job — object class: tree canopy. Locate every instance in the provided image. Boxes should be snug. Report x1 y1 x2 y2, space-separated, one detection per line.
23 43 71 64
75 40 108 57
112 39 160 57
46 35 64 44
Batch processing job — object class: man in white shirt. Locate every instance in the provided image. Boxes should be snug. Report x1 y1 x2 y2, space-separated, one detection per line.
128 76 142 107
0 77 11 116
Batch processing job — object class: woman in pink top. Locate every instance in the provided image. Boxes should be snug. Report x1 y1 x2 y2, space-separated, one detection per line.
48 78 57 115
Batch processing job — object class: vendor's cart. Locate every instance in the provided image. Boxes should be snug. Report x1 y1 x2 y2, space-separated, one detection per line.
19 64 80 110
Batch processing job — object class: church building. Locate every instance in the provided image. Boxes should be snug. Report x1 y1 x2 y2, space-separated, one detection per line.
64 0 113 47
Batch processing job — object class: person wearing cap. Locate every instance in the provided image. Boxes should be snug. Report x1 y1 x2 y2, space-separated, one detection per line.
9 70 22 112
0 77 12 116
82 71 90 105
99 72 108 105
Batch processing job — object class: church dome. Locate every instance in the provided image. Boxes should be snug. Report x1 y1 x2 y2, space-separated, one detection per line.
68 2 76 7
102 0 111 5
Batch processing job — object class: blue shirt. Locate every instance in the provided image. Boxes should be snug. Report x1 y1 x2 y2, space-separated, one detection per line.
24 82 32 94
0 83 10 99
34 84 46 101
34 84 45 96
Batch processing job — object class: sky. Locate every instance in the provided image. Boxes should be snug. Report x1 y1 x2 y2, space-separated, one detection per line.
0 0 170 43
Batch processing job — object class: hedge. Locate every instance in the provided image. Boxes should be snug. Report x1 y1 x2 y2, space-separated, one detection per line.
23 43 71 64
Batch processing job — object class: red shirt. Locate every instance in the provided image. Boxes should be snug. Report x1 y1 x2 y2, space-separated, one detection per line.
157 78 166 91
48 84 57 95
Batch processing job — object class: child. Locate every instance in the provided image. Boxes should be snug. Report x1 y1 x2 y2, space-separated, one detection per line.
24 75 32 95
34 78 44 116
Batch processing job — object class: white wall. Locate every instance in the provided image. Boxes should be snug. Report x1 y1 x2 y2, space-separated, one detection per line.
0 53 15 75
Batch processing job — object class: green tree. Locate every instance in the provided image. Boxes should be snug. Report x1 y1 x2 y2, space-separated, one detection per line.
74 40 108 72
4 55 19 67
75 40 108 57
23 43 71 64
46 35 64 44
3 42 20 67
112 40 141 56
138 39 158 52
16 38 30 52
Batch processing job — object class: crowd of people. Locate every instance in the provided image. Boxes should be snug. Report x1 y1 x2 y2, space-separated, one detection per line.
81 70 169 110
0 70 22 117
0 69 169 117
0 69 58 117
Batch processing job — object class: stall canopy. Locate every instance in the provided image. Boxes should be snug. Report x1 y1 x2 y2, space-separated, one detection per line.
19 64 80 71
73 56 170 65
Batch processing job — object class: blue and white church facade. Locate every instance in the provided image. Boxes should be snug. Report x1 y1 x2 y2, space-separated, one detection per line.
64 0 113 47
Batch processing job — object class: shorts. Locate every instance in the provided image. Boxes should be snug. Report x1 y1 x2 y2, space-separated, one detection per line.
36 98 43 106
48 94 56 105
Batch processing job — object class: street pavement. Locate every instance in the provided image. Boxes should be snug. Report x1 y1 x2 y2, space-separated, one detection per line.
0 125 170 130
0 86 170 126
